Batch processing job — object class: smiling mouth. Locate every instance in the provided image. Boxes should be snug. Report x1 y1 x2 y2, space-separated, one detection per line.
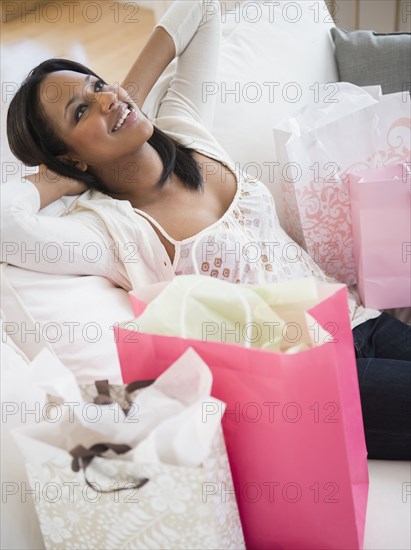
112 104 133 132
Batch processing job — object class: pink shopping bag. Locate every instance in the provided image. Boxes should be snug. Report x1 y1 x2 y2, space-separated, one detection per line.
349 163 411 309
114 284 369 550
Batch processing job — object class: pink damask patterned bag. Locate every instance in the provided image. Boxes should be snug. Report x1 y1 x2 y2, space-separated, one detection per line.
273 83 411 285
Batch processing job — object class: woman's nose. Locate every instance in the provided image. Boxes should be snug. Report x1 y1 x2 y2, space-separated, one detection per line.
98 91 116 114
86 87 116 113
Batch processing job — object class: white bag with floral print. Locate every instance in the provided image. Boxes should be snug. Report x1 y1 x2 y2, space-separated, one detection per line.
12 348 245 549
273 83 411 286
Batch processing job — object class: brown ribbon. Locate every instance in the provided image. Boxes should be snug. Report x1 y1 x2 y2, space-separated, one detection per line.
126 379 156 394
93 379 112 405
69 378 156 493
69 442 149 493
93 379 156 415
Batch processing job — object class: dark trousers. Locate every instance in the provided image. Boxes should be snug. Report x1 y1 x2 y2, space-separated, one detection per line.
352 312 411 460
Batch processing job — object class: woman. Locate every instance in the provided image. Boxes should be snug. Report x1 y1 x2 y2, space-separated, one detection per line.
3 0 411 459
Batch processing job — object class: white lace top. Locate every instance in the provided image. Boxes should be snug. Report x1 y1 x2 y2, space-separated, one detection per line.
134 162 326 283
134 158 381 329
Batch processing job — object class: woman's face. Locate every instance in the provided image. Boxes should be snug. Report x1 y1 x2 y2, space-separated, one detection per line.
38 70 154 168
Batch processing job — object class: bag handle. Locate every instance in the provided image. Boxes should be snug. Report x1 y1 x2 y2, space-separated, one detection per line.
69 442 149 493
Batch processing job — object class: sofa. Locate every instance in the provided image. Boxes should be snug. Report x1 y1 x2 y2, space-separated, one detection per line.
1 1 410 548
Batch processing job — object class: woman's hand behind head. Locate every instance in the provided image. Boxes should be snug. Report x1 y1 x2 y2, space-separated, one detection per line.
24 164 89 209
39 164 89 195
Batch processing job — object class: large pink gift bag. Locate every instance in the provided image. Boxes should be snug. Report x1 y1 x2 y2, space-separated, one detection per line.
349 163 411 309
273 83 411 286
114 278 369 550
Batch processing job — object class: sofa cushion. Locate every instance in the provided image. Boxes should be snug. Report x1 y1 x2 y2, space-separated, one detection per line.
211 0 339 207
330 27 411 95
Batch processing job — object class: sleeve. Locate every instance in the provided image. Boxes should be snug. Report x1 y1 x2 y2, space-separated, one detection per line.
153 0 222 130
0 180 129 288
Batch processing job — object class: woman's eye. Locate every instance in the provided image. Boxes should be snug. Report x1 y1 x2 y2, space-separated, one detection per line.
74 80 105 123
94 80 104 92
74 103 87 122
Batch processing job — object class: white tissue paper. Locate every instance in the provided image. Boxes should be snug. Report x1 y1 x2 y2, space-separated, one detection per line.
12 347 225 468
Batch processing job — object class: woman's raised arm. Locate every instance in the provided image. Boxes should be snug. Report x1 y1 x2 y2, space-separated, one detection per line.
153 0 222 129
122 0 221 123
121 25 176 109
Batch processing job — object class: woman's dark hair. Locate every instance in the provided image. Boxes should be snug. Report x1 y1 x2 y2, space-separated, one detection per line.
6 57 203 193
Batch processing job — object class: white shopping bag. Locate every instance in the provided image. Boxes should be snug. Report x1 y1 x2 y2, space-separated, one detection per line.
12 348 245 550
273 83 411 285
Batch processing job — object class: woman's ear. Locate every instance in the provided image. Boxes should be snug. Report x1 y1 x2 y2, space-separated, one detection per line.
57 155 88 172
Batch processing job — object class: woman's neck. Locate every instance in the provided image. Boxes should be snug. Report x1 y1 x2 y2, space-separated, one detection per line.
96 142 169 208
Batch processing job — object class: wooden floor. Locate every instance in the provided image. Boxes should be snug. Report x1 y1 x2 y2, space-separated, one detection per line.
1 1 155 170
